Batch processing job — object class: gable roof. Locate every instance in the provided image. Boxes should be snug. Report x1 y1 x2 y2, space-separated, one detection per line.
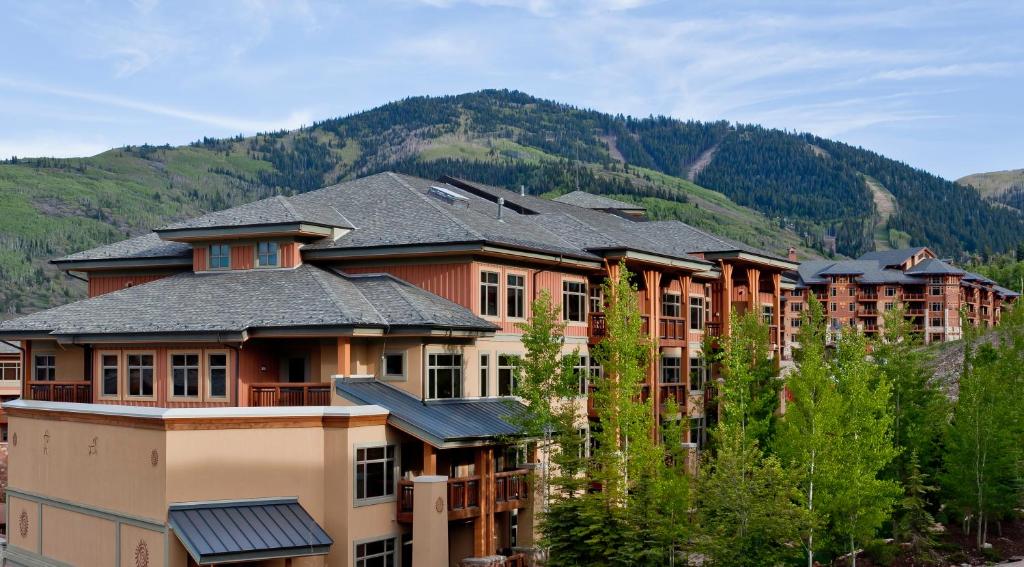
857 247 930 267
796 259 925 286
53 232 192 267
336 379 524 448
0 264 495 342
158 194 354 233
905 258 965 276
553 190 646 211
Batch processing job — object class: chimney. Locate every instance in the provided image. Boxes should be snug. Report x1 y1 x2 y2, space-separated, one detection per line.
520 185 526 196
497 197 505 221
788 247 798 262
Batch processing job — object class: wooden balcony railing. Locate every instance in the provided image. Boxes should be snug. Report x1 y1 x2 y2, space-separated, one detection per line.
249 382 331 407
588 313 650 343
705 322 722 337
858 293 879 301
659 383 686 412
902 293 926 301
398 470 528 522
659 317 686 343
503 553 528 567
29 381 91 403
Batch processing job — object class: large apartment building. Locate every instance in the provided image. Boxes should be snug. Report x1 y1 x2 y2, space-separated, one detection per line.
0 171 801 567
787 248 1018 345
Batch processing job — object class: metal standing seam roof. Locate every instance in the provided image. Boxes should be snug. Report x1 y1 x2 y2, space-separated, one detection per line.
336 379 525 448
168 498 332 565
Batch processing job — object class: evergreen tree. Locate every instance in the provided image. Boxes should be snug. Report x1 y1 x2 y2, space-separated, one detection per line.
895 452 940 565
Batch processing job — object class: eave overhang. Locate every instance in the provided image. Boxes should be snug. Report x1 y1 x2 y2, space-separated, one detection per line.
304 241 603 270
702 251 798 271
156 222 336 242
594 248 713 273
50 256 193 272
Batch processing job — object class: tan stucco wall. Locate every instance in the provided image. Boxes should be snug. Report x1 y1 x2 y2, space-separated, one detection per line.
7 495 39 554
120 523 165 567
29 340 85 381
42 505 117 565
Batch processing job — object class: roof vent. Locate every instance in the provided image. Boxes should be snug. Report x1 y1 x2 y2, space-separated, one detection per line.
497 197 505 221
428 185 469 208
520 185 526 196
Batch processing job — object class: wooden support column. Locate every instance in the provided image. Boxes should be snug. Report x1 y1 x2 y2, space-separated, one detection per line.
473 448 488 557
22 340 31 400
720 262 734 336
746 267 761 315
485 447 496 555
679 274 692 431
644 269 661 441
337 336 351 377
772 272 782 367
423 444 437 475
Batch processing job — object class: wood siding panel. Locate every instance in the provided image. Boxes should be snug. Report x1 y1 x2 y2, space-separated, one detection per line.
281 242 302 268
192 247 207 271
87 274 169 298
342 263 474 309
231 244 255 271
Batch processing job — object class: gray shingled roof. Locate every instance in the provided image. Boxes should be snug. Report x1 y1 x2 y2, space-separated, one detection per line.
168 498 332 564
857 247 928 267
336 379 525 447
796 259 925 286
553 190 646 211
906 258 965 276
0 264 495 339
994 285 1021 297
159 194 353 232
0 340 20 354
54 233 191 264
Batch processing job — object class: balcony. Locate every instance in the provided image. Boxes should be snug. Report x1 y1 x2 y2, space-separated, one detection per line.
858 293 879 301
249 382 331 407
862 323 880 333
587 383 650 418
902 293 926 301
397 469 529 523
29 381 92 403
857 306 879 316
905 308 925 316
659 383 687 413
658 317 687 346
588 313 650 343
706 322 722 337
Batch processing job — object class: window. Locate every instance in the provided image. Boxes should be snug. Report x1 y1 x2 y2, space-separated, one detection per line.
931 286 941 296
661 356 681 384
791 317 802 328
171 353 200 398
355 446 396 503
577 426 590 459
34 354 56 381
930 333 943 343
574 356 589 396
689 296 705 330
762 305 773 324
480 271 499 317
208 353 228 399
690 416 706 450
885 287 896 297
479 354 489 397
689 357 706 392
791 289 803 297
929 302 942 312
589 358 603 384
498 355 518 396
662 293 681 318
830 287 837 296
427 354 462 399
884 302 895 311
830 302 837 312
930 317 942 327
209 244 230 269
930 276 942 285
127 354 154 397
0 361 19 381
382 353 405 379
100 354 119 396
848 303 855 312
562 281 586 322
355 537 396 567
506 274 525 319
256 241 279 267
589 286 603 314
791 302 803 313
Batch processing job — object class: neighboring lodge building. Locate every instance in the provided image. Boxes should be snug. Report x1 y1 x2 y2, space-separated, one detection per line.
0 172 1014 567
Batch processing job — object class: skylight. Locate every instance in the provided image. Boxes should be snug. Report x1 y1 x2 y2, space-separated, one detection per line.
429 185 470 205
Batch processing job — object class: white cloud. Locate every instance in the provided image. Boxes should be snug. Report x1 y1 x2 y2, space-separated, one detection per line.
0 133 111 160
874 62 1016 81
0 76 314 134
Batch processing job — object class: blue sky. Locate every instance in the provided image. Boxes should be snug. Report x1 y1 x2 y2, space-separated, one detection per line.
1 0 1021 180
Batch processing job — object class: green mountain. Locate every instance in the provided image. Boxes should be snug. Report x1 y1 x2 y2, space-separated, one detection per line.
957 169 1024 213
2 89 1021 316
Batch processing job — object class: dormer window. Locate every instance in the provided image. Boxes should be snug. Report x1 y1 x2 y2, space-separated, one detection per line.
209 244 230 270
257 241 280 267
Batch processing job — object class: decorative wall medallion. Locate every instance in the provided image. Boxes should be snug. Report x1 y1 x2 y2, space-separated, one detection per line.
134 540 150 567
88 436 98 456
150 449 159 467
18 510 28 538
42 430 50 455
435 497 444 513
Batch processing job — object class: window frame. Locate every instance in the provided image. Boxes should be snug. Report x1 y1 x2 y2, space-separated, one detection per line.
208 243 231 270
426 352 463 400
479 270 500 317
97 350 121 399
661 292 682 318
479 353 490 397
168 350 202 400
574 355 589 396
255 240 281 268
497 354 519 397
353 444 398 506
353 535 399 567
689 356 706 392
661 355 682 384
885 286 896 297
688 295 705 331
206 350 230 401
562 280 587 323
506 272 526 320
381 352 406 380
33 353 57 382
125 351 157 400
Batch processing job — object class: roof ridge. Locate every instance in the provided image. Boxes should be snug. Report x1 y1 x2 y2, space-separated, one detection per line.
275 195 302 222
386 172 485 241
306 265 386 326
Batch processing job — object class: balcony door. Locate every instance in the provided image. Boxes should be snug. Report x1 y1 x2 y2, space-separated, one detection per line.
284 356 308 383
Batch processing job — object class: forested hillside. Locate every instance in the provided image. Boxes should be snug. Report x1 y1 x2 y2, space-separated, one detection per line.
2 89 1021 316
